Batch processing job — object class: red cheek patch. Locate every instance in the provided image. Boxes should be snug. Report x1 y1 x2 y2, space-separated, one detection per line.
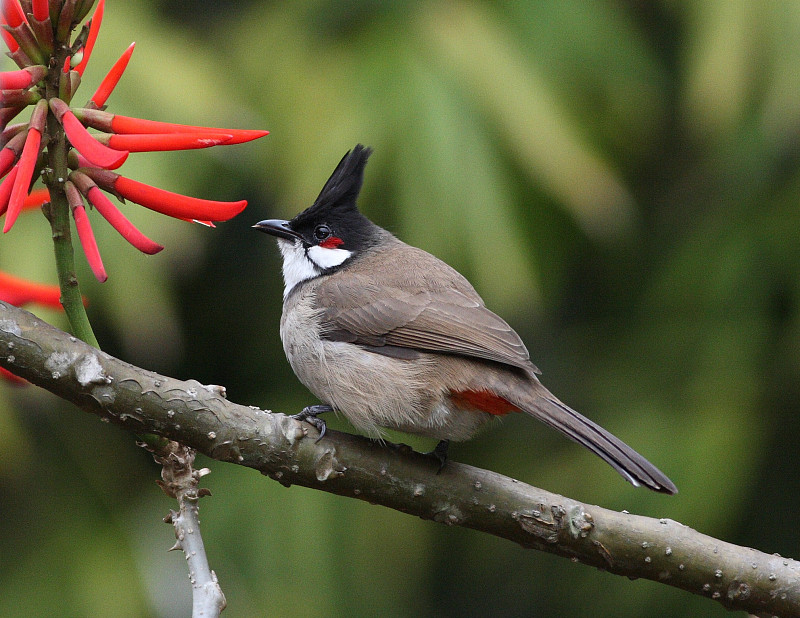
320 236 344 249
449 389 520 416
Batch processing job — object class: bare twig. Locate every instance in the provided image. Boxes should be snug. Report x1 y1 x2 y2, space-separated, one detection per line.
1 301 798 617
145 439 226 617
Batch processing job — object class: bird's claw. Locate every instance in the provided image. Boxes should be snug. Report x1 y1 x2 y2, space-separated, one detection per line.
291 404 332 443
426 439 450 474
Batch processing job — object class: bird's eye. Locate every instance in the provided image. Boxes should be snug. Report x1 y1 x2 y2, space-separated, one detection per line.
313 225 332 241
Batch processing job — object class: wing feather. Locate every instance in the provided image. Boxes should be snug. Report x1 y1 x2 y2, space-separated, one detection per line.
315 244 537 372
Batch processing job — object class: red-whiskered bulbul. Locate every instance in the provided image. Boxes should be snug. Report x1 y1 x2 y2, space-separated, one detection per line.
254 145 677 494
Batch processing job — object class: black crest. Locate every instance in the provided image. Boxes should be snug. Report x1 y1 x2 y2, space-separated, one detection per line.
287 145 382 251
292 145 372 227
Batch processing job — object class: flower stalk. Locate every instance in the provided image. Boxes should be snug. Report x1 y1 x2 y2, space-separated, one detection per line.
43 42 98 346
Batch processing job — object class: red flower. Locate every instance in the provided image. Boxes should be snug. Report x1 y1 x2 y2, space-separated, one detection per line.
0 16 19 53
70 170 163 255
50 97 129 169
23 187 48 209
31 0 49 22
0 270 61 308
0 268 66 384
90 42 134 108
72 0 104 76
73 108 269 145
0 0 268 281
4 99 46 232
66 180 106 282
0 65 46 89
1 0 25 29
81 167 247 221
94 132 235 152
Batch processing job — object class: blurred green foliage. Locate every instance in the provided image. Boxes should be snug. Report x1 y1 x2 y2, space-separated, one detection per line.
1 1 799 616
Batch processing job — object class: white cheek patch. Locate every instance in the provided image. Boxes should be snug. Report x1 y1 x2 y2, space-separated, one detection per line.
278 239 319 299
307 245 353 270
277 240 354 299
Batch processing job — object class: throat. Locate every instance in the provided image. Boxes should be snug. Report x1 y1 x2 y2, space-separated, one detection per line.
278 240 353 299
279 240 320 299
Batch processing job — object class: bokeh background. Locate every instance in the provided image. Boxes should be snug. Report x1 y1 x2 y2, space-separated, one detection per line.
1 1 799 616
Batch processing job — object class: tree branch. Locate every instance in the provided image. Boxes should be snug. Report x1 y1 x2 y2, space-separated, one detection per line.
0 300 798 617
150 440 226 617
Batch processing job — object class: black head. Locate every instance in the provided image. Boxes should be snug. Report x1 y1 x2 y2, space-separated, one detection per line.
254 145 379 253
254 145 382 293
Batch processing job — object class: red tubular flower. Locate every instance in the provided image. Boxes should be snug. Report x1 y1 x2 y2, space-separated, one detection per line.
111 115 269 145
66 180 107 282
3 131 39 232
72 0 103 76
0 130 26 177
32 0 49 21
113 176 248 220
2 0 27 28
0 266 60 386
73 109 269 145
82 167 247 221
4 99 46 233
0 267 68 384
0 65 46 89
0 147 16 177
0 168 42 219
86 185 163 254
90 41 134 108
74 151 123 170
0 166 19 216
27 2 53 56
0 269 62 308
73 206 106 281
22 186 48 209
0 18 19 52
95 132 234 152
70 170 163 255
50 97 128 168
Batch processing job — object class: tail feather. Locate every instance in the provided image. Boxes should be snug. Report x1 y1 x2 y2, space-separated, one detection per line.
527 396 677 494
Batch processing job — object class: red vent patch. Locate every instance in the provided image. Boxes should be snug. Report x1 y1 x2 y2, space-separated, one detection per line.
449 389 521 416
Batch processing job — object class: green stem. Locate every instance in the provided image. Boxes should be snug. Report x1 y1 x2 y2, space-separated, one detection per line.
44 46 99 349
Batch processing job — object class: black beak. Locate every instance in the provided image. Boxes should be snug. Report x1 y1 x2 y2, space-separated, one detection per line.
252 219 304 242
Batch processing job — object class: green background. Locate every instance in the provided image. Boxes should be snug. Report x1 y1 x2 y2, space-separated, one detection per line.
1 1 799 616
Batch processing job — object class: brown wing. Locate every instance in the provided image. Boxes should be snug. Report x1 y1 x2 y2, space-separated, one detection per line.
315 244 538 373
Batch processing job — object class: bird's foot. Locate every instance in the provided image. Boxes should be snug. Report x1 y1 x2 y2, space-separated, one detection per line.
378 439 414 454
426 439 450 473
292 404 333 442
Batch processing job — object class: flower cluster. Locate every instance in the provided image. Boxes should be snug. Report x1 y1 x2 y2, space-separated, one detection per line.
0 0 268 281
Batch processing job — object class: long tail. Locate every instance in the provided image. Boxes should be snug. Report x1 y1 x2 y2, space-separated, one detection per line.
525 395 677 494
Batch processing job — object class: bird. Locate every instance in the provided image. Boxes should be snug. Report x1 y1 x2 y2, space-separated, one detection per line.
253 145 677 494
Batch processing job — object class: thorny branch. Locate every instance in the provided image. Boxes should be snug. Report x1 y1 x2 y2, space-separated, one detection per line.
146 440 226 617
0 300 798 617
